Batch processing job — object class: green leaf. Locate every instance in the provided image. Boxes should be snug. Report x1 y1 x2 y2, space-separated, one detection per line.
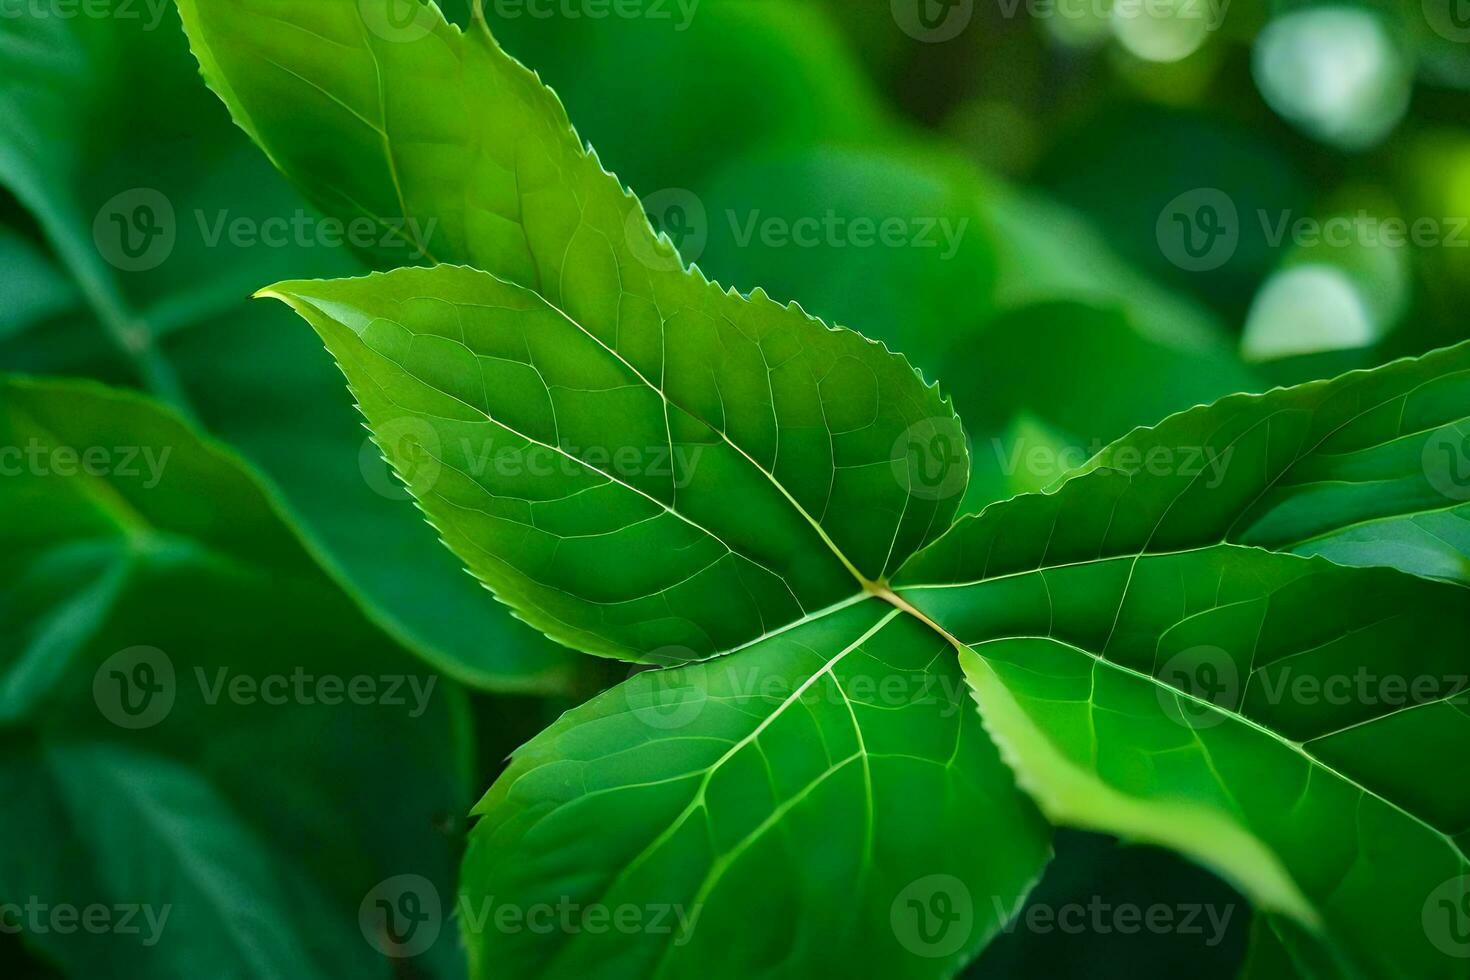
259 256 1049 977
0 376 471 979
173 0 1265 535
0 3 578 691
1059 340 1470 584
262 262 963 663
927 558 1470 977
1237 914 1346 979
2 741 320 977
178 2 1470 977
890 351 1470 974
0 228 80 343
184 3 1053 973
461 601 1048 979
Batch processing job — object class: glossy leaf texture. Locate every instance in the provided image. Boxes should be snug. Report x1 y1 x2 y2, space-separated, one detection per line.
893 345 1470 977
461 602 1049 979
480 6 1270 524
0 376 470 979
0 0 580 692
177 1 1470 977
264 262 961 663
180 2 1057 975
174 0 1263 525
206 0 968 662
1053 340 1470 584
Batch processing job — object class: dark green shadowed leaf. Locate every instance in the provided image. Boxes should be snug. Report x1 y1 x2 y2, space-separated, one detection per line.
484 0 886 194
1237 914 1349 979
0 1 579 692
0 376 470 979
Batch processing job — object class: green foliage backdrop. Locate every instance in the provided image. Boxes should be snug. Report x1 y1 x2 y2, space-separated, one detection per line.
2 0 1469 977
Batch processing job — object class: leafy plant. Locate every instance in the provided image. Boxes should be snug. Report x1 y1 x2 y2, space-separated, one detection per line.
162 0 1470 977
0 0 578 693
0 376 469 979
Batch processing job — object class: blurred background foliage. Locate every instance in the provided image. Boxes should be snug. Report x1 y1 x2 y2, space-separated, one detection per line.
1 0 1465 976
